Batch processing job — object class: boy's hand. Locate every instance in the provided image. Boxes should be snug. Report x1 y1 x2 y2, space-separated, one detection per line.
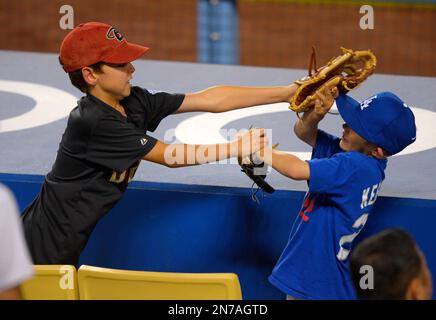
238 142 277 196
232 128 267 159
313 84 339 118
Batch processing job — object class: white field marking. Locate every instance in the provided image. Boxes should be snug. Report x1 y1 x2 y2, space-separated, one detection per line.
174 102 435 160
0 80 77 133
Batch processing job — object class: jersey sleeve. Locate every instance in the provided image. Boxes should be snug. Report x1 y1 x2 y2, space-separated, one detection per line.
145 89 185 131
85 116 158 172
125 87 185 132
307 153 357 195
312 129 342 159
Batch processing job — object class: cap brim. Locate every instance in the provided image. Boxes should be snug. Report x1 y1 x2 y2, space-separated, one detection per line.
103 41 149 64
335 93 368 141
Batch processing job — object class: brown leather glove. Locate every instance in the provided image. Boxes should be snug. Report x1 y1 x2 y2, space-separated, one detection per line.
290 47 377 113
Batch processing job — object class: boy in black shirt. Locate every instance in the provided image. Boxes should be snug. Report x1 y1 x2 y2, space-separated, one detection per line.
22 22 299 265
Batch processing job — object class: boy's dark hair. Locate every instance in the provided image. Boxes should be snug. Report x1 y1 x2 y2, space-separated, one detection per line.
59 57 103 93
349 228 422 300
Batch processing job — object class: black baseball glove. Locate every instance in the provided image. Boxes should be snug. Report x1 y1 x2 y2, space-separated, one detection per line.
239 143 278 203
239 154 275 194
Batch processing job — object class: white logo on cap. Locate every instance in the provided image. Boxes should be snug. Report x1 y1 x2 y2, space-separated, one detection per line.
361 95 377 110
140 138 148 146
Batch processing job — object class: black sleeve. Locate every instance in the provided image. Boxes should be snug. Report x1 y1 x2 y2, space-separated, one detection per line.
127 87 185 132
85 116 157 172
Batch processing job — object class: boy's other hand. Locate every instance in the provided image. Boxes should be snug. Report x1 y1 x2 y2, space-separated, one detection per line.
314 84 339 118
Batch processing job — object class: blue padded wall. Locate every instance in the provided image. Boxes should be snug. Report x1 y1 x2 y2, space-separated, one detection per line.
2 173 435 299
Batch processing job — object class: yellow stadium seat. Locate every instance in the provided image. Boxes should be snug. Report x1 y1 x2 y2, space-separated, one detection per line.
20 265 79 300
78 265 242 300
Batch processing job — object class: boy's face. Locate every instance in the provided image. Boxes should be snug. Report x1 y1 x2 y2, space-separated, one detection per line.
93 62 135 100
339 123 372 153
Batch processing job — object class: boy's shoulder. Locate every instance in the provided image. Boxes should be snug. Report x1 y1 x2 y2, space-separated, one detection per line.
123 86 149 102
331 150 387 173
67 95 112 134
332 150 375 161
121 86 154 111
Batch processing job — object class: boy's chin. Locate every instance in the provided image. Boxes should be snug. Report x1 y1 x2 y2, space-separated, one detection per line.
122 86 131 97
339 139 349 151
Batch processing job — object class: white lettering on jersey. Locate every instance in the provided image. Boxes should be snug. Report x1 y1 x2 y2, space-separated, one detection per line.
337 213 369 261
361 182 382 209
361 187 370 209
368 183 380 206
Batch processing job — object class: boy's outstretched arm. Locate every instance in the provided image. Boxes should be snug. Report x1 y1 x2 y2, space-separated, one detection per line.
176 85 298 114
294 85 339 148
143 128 267 168
257 148 310 181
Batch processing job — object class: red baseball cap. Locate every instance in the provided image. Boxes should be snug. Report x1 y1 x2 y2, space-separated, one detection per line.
59 22 149 73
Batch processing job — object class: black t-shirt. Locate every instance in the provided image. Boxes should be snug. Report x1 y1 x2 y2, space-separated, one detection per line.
22 87 184 265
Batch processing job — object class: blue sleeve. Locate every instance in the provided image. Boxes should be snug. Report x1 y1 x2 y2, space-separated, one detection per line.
308 153 357 195
312 130 342 159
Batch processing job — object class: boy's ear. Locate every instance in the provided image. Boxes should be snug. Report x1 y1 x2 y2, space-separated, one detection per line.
81 67 98 86
371 147 386 159
405 278 420 300
405 275 430 300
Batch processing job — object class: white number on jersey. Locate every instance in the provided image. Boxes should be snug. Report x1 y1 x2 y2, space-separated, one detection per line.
336 213 369 261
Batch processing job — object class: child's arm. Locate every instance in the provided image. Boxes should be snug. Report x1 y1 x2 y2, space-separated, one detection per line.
294 85 339 148
175 85 298 114
143 128 266 168
257 148 310 181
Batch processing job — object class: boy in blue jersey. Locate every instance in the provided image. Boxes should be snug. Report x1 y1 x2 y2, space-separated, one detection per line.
255 84 417 299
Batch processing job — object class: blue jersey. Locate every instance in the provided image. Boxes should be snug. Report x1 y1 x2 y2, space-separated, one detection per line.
269 130 387 299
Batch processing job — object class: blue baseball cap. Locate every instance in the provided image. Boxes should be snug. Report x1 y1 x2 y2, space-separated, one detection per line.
335 92 416 155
